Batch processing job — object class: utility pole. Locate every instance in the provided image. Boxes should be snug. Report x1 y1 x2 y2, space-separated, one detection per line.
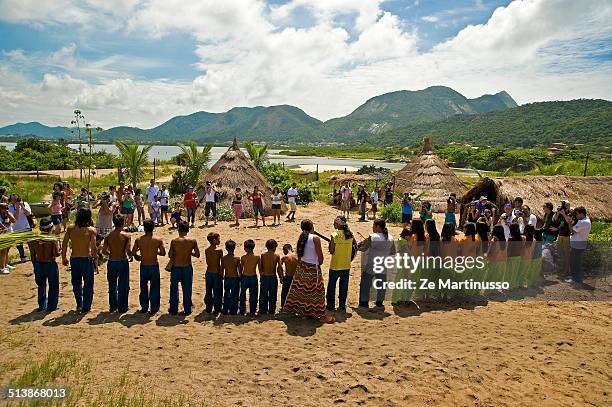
583 152 589 177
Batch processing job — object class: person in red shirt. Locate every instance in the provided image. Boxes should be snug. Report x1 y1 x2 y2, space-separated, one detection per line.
183 185 197 228
248 186 266 227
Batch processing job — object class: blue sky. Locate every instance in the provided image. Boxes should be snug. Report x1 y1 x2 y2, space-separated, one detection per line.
0 0 610 128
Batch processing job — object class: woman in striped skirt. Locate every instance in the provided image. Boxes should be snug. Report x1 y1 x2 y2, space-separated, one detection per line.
284 219 335 323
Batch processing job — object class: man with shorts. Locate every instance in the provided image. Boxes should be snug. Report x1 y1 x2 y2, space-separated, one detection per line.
340 183 352 220
286 183 298 221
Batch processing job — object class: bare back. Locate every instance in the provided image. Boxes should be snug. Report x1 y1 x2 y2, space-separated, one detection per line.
30 237 60 263
222 255 241 278
170 237 199 267
64 225 97 258
103 229 131 261
134 234 165 266
240 253 259 276
281 254 299 277
260 251 280 276
205 247 223 273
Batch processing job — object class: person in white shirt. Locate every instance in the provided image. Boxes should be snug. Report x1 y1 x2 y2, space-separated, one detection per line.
340 183 352 220
158 184 170 225
8 194 31 263
516 204 538 234
357 219 395 308
202 182 217 226
564 206 591 284
145 179 159 218
370 188 380 220
286 183 298 221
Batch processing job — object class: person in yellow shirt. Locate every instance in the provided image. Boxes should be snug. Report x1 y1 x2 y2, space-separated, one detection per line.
326 216 355 312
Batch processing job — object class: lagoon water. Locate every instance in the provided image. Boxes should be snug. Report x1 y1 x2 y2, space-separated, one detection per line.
0 142 404 172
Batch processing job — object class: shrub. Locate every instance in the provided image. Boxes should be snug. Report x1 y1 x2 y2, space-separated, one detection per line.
380 202 402 224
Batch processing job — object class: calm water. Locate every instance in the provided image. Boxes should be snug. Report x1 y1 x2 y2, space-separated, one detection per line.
0 142 404 172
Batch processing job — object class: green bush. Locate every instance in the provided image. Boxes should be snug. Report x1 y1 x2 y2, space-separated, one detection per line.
380 202 402 224
214 205 235 222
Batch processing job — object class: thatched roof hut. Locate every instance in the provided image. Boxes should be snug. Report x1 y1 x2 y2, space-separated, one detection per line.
459 176 612 221
328 174 376 185
201 139 285 216
394 137 466 211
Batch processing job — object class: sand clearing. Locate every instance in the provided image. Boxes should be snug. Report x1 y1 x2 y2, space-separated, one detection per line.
1 202 610 406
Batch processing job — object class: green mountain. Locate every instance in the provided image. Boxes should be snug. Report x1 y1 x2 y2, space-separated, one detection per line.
321 86 517 138
0 122 68 138
376 99 612 147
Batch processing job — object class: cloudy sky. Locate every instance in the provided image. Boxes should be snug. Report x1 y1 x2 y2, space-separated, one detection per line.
0 0 610 129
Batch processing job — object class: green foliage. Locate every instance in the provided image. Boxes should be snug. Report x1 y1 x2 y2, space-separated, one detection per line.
177 141 212 186
114 140 152 188
380 202 402 224
589 221 612 241
168 170 187 196
245 142 269 171
0 137 117 171
213 205 235 222
261 162 292 185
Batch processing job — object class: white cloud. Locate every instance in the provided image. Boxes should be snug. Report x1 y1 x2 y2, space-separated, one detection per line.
421 15 439 23
0 0 610 129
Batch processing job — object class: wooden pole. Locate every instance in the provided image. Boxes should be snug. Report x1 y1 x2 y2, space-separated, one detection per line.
154 158 156 181
583 152 589 177
316 164 319 181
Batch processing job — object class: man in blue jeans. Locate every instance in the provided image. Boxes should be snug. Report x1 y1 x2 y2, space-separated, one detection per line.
102 214 132 313
131 219 166 315
28 218 60 312
168 221 200 315
326 216 355 311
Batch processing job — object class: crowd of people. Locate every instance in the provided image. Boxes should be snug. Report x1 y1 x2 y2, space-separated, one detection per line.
0 179 594 319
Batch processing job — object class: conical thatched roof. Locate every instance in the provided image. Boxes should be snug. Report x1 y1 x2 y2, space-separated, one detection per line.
202 138 285 216
394 137 466 211
459 176 612 221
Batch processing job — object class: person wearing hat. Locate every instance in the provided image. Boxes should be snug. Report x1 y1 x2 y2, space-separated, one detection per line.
28 218 61 311
183 185 198 228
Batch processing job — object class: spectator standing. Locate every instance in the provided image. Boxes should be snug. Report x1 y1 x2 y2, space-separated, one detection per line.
145 179 159 218
564 206 591 284
8 194 32 263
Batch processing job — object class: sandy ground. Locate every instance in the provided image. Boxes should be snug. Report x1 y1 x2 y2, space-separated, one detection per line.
0 202 610 406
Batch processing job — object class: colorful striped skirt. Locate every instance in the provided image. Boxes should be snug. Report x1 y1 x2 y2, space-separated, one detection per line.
283 260 326 318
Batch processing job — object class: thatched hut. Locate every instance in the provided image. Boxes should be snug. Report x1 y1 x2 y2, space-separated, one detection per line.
328 174 376 186
201 139 285 216
459 176 612 223
394 137 466 211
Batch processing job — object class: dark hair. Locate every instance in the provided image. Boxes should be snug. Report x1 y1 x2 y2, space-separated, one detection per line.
574 206 587 216
524 224 535 241
509 223 522 241
410 219 425 241
491 224 506 241
75 208 93 228
178 221 189 234
112 214 125 228
475 221 488 242
244 239 255 252
135 188 142 195
265 239 278 250
225 239 236 254
533 228 543 241
373 218 389 240
207 232 220 244
282 243 293 254
297 219 314 257
425 219 439 241
441 223 455 241
464 222 477 241
514 197 523 205
400 227 412 240
336 216 353 240
52 191 62 200
143 219 154 233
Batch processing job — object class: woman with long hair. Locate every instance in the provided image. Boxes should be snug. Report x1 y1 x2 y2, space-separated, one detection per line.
486 224 508 294
326 216 355 312
439 222 458 300
284 219 334 323
424 219 441 298
507 222 525 289
460 222 481 296
270 187 282 226
358 219 395 308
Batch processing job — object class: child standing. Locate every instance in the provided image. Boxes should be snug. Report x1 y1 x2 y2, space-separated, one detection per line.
270 187 282 226
280 244 298 309
259 239 283 315
28 219 60 311
134 188 145 226
168 221 200 315
221 240 242 315
151 196 162 225
204 232 223 314
232 188 243 226
48 192 63 235
240 239 259 316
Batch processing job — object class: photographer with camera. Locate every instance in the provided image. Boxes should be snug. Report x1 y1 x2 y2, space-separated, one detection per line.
553 200 572 276
8 194 32 263
560 206 591 284
92 192 117 239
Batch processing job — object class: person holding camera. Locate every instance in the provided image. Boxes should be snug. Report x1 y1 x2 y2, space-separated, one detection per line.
92 192 117 239
553 200 572 276
8 194 32 263
419 201 433 222
560 206 591 284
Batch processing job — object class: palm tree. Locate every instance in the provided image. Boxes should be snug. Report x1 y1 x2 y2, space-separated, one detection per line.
177 141 212 186
114 140 152 189
245 142 269 170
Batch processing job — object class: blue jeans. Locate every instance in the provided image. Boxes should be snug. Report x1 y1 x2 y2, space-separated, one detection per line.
326 269 350 311
169 266 193 315
359 272 386 307
204 271 223 313
259 275 278 314
34 262 59 311
222 276 240 315
17 244 26 259
280 275 293 309
107 259 130 312
70 257 95 312
139 264 160 313
240 275 258 315
186 207 196 224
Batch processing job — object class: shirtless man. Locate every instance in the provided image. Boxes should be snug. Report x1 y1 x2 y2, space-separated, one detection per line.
204 232 223 314
168 221 200 315
102 214 132 313
132 219 165 314
280 244 298 309
239 239 259 316
62 208 98 313
221 240 242 315
29 219 61 312
258 239 283 315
